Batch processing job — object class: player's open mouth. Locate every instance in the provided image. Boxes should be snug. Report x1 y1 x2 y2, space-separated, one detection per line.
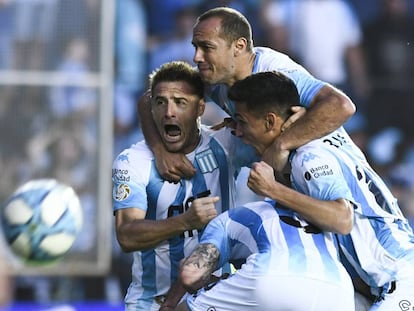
164 124 182 142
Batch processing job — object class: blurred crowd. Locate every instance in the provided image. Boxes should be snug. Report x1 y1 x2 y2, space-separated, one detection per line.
0 0 414 306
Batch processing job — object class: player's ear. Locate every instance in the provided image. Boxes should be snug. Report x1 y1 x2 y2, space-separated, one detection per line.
198 98 206 117
264 113 276 131
266 112 285 135
234 37 247 56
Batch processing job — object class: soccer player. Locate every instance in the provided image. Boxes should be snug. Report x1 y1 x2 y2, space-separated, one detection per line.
112 61 256 311
138 6 357 183
175 201 355 311
229 71 414 310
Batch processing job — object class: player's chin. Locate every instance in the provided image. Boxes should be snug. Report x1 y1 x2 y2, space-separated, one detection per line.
198 70 215 84
164 141 183 153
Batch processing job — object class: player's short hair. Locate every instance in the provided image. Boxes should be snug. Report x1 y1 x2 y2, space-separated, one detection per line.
228 71 299 120
196 7 253 52
149 61 204 99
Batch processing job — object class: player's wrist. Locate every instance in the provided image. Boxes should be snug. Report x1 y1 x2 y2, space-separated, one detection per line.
273 135 289 152
159 306 175 311
173 213 193 232
152 140 168 157
159 297 180 311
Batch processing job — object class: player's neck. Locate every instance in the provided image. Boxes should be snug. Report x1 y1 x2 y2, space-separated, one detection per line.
234 52 256 83
182 130 202 155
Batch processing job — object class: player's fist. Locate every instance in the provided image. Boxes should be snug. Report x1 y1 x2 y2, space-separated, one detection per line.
185 196 219 230
248 161 277 197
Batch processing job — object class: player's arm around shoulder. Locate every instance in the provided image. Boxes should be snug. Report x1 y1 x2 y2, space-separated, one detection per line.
308 84 355 133
277 85 355 154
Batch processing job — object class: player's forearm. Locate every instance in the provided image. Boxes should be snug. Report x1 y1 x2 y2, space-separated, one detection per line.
277 85 355 151
180 243 219 293
268 184 353 234
116 216 191 252
161 278 188 310
137 90 165 154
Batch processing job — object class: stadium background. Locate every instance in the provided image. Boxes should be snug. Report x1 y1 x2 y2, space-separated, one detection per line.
0 0 413 309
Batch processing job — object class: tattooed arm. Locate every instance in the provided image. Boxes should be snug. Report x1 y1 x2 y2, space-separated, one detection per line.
180 243 220 293
160 243 221 310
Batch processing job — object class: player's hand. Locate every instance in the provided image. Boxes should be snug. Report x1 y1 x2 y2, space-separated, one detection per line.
262 139 290 174
262 106 305 175
210 117 236 131
184 196 219 230
281 106 306 132
247 161 278 197
154 149 196 182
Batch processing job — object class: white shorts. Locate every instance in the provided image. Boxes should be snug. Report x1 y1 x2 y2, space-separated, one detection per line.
186 270 355 311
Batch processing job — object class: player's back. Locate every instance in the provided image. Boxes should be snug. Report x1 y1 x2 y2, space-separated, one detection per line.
228 201 348 282
199 200 354 311
238 201 354 310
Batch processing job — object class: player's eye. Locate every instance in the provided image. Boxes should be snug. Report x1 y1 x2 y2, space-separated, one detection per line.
155 98 166 106
175 99 187 106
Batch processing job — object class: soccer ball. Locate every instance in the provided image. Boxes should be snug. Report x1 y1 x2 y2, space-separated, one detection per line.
1 179 83 264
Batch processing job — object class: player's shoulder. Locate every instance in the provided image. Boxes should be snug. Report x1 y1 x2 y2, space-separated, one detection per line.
200 125 235 146
254 46 288 59
200 124 214 136
253 46 298 70
292 139 338 169
295 138 326 153
113 140 153 168
229 201 276 224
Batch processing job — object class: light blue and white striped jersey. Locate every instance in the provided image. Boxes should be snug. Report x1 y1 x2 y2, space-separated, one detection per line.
200 200 351 285
112 125 256 308
205 46 368 165
290 132 414 290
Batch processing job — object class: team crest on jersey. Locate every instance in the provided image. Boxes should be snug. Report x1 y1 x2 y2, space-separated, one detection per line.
114 183 130 201
196 149 218 173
